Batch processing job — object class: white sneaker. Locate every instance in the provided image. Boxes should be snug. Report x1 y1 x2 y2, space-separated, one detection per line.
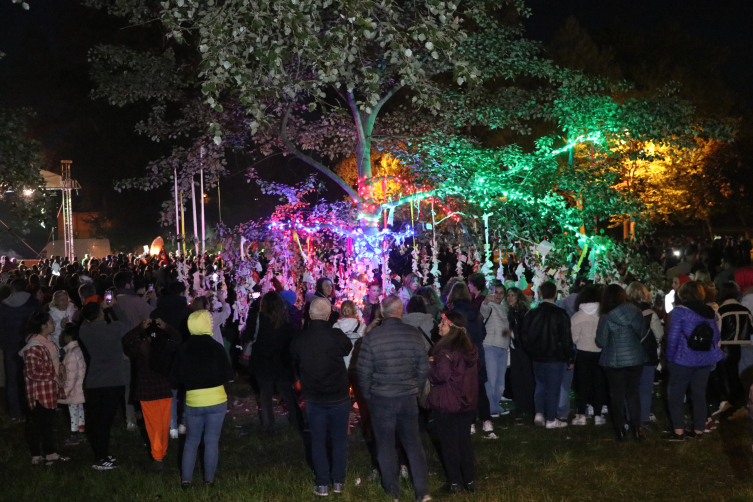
470 424 476 434
586 404 594 417
500 396 512 402
178 424 187 435
482 420 493 432
594 416 607 426
545 419 568 429
400 465 409 479
170 429 179 439
601 405 609 415
713 401 731 416
534 413 545 427
571 415 587 426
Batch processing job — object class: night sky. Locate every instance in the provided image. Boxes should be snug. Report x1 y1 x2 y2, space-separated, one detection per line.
0 0 751 256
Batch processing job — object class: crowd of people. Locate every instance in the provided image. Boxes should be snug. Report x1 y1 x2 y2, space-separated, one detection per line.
1 242 753 500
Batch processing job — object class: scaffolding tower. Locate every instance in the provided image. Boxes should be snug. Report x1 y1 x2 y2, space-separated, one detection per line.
60 160 77 260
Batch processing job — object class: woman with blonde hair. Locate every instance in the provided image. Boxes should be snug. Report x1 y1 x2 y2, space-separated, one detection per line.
626 282 663 429
49 290 77 348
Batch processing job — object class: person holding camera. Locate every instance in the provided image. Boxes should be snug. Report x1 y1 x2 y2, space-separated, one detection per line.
122 318 182 472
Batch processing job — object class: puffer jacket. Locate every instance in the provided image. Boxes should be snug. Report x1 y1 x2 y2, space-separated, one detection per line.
519 301 574 363
667 301 724 367
596 303 647 368
59 341 86 405
480 301 511 349
718 299 753 345
427 342 479 413
356 317 429 400
449 300 487 382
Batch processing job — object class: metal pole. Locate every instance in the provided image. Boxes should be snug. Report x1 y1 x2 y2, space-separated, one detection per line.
200 167 205 256
180 190 186 255
174 168 180 248
191 175 199 256
217 180 222 223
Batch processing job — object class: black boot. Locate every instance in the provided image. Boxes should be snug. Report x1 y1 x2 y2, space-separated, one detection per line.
632 426 644 441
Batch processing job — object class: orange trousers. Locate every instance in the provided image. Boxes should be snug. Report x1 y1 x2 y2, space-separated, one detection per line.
141 398 172 461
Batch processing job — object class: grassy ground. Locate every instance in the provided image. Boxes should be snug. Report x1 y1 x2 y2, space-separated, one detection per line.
3 380 753 502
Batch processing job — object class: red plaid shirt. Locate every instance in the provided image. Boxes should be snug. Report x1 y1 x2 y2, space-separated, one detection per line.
23 343 59 410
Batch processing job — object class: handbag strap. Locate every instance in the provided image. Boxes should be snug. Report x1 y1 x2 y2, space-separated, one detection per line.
418 326 433 347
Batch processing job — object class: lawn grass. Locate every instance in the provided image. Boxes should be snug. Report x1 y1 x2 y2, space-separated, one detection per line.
3 380 753 502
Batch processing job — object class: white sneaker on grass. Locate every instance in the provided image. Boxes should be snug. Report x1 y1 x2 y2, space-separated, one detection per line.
594 415 607 426
534 413 545 427
571 415 587 426
482 420 493 432
470 424 476 434
545 419 567 429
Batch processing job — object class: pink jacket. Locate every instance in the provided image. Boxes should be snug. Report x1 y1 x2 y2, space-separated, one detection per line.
59 341 86 405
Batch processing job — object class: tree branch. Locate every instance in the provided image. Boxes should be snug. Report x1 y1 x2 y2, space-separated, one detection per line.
346 91 366 144
280 104 362 203
370 85 402 124
380 189 438 210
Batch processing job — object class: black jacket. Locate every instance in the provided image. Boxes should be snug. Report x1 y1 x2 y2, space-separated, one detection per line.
170 334 233 391
150 294 193 341
356 317 429 400
449 300 487 382
0 293 39 352
250 315 296 380
520 301 574 363
718 300 753 344
291 320 352 405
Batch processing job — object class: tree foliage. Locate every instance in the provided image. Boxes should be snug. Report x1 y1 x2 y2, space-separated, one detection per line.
0 107 51 233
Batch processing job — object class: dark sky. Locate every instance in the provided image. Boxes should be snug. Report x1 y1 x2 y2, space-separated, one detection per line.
0 0 751 256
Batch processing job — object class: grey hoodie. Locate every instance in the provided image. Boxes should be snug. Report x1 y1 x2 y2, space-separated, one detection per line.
402 312 435 352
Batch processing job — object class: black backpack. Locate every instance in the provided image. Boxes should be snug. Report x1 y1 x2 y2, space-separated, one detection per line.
147 326 179 376
640 312 659 365
686 321 714 352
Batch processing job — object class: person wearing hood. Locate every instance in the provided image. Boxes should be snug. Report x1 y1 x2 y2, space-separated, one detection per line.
170 309 233 488
79 301 128 470
596 284 647 441
402 296 436 352
570 285 607 426
20 310 69 465
0 278 40 421
448 282 492 434
48 290 77 348
427 311 479 494
626 282 664 429
664 281 724 441
520 281 574 429
280 289 303 330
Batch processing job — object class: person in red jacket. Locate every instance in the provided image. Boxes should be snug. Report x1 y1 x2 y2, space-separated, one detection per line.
427 311 479 494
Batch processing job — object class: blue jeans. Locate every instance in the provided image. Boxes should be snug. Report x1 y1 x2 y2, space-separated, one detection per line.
484 346 508 415
557 364 574 419
639 366 656 423
533 362 566 422
369 395 429 500
667 362 713 432
182 401 227 483
307 401 351 486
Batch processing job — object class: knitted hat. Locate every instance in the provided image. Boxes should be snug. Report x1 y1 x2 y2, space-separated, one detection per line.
187 310 213 336
735 266 753 293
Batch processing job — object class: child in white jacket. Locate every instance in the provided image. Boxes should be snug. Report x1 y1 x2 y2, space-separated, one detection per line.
58 326 87 445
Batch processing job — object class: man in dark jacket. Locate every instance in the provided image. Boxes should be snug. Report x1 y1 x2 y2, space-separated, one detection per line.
519 281 574 429
357 295 430 502
291 297 353 497
0 278 39 420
